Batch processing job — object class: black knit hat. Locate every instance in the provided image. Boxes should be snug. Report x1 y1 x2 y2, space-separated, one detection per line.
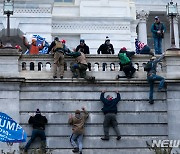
36 108 41 114
80 39 85 43
54 37 59 41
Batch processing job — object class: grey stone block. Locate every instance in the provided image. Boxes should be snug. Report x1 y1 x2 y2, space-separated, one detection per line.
22 124 167 136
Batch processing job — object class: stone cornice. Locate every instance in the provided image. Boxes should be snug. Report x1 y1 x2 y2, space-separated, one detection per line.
52 23 130 31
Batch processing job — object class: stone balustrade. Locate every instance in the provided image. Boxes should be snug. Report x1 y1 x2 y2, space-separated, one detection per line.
19 54 165 80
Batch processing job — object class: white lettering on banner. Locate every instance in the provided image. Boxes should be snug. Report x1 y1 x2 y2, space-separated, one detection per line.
0 118 6 127
0 128 8 136
152 140 180 148
0 117 20 131
6 121 15 130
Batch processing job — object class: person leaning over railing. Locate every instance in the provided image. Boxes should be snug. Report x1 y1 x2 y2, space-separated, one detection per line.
47 37 69 79
65 49 95 82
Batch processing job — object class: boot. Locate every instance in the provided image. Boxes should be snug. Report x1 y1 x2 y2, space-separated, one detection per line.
101 136 109 141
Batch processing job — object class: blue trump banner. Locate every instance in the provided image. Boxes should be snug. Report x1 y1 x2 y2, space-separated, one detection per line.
24 34 49 54
0 112 27 143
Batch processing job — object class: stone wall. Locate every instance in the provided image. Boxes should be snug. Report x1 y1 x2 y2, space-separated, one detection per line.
0 49 179 153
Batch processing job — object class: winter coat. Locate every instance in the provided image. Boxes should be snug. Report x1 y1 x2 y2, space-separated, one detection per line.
97 43 114 54
68 111 89 134
28 114 48 130
76 44 90 54
100 92 121 114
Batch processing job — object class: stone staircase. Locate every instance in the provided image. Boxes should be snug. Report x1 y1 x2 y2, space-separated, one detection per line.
19 80 167 154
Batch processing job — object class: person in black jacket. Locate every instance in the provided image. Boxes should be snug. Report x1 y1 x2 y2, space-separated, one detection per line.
100 90 121 141
76 39 90 54
24 109 48 153
97 36 114 54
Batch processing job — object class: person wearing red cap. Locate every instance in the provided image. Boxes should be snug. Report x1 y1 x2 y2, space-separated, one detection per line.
117 47 136 79
24 109 48 153
15 45 22 52
68 107 89 154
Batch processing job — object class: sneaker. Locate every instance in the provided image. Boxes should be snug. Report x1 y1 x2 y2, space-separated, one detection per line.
149 100 154 104
53 76 57 79
116 136 121 140
72 147 79 153
101 137 109 141
60 75 63 79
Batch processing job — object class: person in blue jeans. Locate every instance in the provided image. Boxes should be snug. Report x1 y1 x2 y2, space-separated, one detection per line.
151 16 165 55
24 109 48 153
146 53 165 104
68 107 89 154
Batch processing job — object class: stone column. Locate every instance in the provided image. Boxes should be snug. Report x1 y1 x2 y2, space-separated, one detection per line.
136 10 149 44
169 16 179 48
173 17 179 48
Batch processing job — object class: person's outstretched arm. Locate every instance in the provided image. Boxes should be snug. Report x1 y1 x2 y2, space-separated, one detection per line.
100 90 107 103
114 91 121 103
82 107 89 120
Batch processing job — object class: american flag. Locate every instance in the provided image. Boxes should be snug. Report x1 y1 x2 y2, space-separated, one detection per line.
135 39 146 53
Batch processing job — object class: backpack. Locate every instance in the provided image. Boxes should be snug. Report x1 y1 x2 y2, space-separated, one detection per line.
144 61 152 72
119 53 130 65
55 40 63 49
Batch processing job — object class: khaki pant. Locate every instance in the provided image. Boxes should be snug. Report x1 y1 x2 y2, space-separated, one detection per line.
53 52 64 77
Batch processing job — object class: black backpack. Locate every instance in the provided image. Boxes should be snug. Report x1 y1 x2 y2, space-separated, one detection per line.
144 61 152 72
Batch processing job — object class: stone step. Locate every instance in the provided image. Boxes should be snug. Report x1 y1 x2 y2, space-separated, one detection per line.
19 91 166 100
22 124 167 136
20 112 167 124
20 100 167 112
20 136 167 149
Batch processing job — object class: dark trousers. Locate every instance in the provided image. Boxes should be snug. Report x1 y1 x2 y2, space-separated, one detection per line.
140 45 150 54
103 113 120 137
24 129 46 152
70 63 88 78
122 63 136 78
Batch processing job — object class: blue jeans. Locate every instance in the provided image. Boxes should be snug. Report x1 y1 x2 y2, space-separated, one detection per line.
147 74 165 101
154 37 162 54
24 129 46 151
70 134 83 152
